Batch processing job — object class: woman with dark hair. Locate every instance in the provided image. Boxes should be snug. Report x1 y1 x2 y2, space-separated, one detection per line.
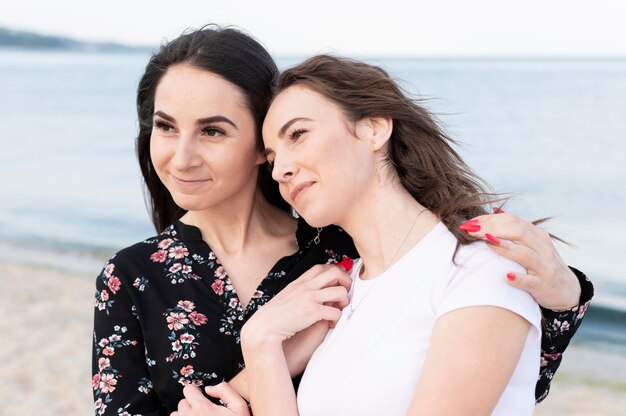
192 54 593 415
92 27 591 416
93 26 345 415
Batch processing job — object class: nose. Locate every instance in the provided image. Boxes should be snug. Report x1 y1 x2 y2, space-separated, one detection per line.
171 134 202 171
271 150 298 183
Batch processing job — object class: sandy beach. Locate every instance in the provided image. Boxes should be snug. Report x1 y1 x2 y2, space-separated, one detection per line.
1 255 625 415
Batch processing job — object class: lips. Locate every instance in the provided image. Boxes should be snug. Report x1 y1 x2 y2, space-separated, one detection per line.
290 181 315 204
171 175 211 187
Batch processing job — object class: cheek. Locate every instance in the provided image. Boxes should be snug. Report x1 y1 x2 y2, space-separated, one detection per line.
211 141 262 186
278 183 290 201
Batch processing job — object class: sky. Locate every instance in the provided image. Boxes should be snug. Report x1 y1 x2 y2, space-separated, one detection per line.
1 0 626 56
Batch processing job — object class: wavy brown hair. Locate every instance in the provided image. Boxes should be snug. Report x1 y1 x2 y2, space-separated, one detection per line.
274 55 501 245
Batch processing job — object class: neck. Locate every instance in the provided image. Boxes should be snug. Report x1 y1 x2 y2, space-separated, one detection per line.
182 188 292 256
338 178 439 280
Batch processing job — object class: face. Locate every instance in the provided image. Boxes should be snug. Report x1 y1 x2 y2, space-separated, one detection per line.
150 64 264 212
262 85 377 227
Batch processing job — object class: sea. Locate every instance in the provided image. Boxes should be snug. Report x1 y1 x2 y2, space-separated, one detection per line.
1 50 625 325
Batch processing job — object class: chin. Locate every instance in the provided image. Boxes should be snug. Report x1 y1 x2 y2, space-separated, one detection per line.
170 194 211 212
296 208 335 229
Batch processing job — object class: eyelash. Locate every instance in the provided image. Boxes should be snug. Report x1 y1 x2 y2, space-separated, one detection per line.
152 120 225 138
289 128 307 140
153 119 174 132
202 127 225 137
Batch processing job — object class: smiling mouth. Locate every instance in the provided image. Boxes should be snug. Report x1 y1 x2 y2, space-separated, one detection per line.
171 175 211 186
290 181 315 203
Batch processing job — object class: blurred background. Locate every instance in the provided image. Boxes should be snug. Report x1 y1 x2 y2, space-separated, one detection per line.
0 0 625 414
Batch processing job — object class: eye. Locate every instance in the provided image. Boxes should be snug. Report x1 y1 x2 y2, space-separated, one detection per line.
153 119 175 132
266 159 275 172
202 126 226 137
289 128 307 140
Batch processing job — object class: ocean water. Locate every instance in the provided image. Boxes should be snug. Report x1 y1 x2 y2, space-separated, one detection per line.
1 50 625 305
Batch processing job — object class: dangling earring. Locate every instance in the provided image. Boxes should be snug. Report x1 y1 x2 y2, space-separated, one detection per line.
314 227 322 244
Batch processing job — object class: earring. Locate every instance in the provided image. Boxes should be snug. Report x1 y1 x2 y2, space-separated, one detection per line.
314 227 322 244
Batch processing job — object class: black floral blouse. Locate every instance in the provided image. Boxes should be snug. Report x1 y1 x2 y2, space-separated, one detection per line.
92 220 593 415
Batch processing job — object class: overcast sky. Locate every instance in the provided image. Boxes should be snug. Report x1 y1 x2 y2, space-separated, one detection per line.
2 0 625 56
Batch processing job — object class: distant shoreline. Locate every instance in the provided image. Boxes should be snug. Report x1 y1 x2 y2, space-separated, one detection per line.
0 26 154 53
3 47 625 62
2 27 625 60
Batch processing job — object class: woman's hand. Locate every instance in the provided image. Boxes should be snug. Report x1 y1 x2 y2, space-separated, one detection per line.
459 210 581 310
237 264 352 416
170 384 250 416
241 264 352 348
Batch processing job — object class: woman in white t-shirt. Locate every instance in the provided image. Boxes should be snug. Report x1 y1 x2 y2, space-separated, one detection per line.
242 54 543 415
173 55 566 415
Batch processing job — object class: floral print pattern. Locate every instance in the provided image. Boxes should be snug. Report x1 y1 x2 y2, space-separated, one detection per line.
164 301 207 363
149 236 204 285
93 219 360 414
535 268 594 403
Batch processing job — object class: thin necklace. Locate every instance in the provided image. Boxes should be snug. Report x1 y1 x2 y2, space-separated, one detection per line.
347 208 428 320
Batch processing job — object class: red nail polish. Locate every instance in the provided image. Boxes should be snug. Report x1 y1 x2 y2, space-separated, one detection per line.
337 258 354 273
459 222 481 232
493 207 505 214
485 233 501 244
506 273 515 281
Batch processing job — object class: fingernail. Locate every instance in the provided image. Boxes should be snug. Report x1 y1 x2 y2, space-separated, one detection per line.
485 233 501 244
337 258 353 273
493 207 505 214
459 221 481 232
506 273 516 281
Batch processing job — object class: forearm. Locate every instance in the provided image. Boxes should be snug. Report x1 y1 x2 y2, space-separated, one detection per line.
228 370 250 402
227 327 321 401
242 336 299 416
535 266 594 403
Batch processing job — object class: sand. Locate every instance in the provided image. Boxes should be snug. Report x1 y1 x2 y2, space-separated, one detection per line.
1 257 625 415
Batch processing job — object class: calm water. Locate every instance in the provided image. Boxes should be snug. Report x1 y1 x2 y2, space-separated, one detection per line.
1 50 625 302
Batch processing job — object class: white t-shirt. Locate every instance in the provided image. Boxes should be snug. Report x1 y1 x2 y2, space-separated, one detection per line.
297 222 541 416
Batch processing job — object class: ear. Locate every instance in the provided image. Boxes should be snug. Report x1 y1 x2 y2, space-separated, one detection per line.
254 149 267 166
355 117 393 152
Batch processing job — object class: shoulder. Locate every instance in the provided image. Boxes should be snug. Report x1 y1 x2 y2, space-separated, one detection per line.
98 225 181 278
434 231 540 334
454 239 526 277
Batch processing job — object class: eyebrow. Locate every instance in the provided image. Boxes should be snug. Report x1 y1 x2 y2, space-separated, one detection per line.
154 111 238 129
278 117 312 137
265 117 313 157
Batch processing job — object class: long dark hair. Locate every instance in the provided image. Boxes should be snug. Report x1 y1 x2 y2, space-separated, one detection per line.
274 55 499 245
136 25 290 232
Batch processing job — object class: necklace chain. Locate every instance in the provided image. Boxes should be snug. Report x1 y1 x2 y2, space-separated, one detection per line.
347 208 427 320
